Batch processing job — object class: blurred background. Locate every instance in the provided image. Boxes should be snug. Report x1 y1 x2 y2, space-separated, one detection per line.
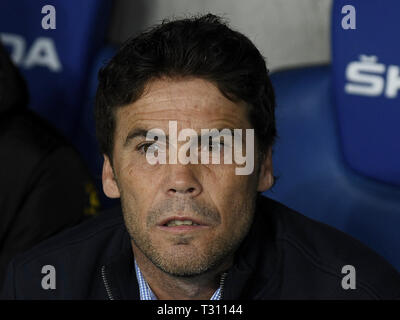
108 0 332 70
1 0 399 274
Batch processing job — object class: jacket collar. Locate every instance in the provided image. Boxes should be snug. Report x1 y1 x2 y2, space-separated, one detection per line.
102 230 140 300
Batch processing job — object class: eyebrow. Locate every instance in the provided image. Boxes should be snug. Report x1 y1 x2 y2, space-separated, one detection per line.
124 128 150 147
123 127 237 147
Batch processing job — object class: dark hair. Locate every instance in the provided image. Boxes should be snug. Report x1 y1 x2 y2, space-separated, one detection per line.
95 13 276 163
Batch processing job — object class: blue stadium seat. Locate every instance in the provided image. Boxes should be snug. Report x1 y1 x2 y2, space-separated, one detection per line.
263 0 400 271
75 46 117 208
0 0 112 141
332 1 400 186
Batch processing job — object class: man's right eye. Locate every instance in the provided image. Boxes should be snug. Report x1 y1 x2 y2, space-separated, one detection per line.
137 142 159 154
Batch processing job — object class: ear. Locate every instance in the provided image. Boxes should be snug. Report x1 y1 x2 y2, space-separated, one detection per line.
102 155 121 198
257 147 274 192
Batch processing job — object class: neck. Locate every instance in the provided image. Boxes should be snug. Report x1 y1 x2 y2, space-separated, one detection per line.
132 242 232 300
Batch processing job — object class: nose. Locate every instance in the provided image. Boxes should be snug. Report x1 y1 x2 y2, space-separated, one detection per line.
164 164 203 197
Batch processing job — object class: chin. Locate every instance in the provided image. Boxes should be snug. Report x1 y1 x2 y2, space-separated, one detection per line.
154 246 212 276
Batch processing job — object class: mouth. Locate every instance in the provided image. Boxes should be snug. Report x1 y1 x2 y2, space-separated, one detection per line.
156 216 210 233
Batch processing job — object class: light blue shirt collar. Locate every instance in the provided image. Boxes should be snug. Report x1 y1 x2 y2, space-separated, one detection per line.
134 259 222 300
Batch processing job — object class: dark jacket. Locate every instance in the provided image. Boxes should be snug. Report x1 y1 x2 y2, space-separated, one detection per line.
0 42 100 289
1 195 399 300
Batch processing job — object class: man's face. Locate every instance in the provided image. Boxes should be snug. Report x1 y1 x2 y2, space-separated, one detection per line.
102 77 273 276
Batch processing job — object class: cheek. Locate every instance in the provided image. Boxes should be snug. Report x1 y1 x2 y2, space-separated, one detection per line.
208 168 258 223
119 150 162 187
117 158 161 219
210 164 259 195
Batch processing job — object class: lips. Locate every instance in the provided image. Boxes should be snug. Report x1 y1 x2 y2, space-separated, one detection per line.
158 216 208 227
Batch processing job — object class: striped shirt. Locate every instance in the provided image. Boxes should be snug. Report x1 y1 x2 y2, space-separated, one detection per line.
134 259 222 300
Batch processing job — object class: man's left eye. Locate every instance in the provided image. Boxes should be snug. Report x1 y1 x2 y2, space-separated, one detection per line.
207 141 224 151
137 142 159 154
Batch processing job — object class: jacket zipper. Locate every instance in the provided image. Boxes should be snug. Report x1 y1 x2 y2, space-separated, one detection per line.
101 265 114 300
219 272 228 300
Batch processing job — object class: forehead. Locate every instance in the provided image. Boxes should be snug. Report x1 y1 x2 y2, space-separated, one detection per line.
114 77 252 132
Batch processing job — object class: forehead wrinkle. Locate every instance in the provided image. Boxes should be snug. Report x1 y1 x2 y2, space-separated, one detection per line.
115 78 253 137
119 77 246 112
119 105 248 127
132 93 212 105
124 97 220 116
120 99 249 122
124 116 250 133
126 82 234 113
